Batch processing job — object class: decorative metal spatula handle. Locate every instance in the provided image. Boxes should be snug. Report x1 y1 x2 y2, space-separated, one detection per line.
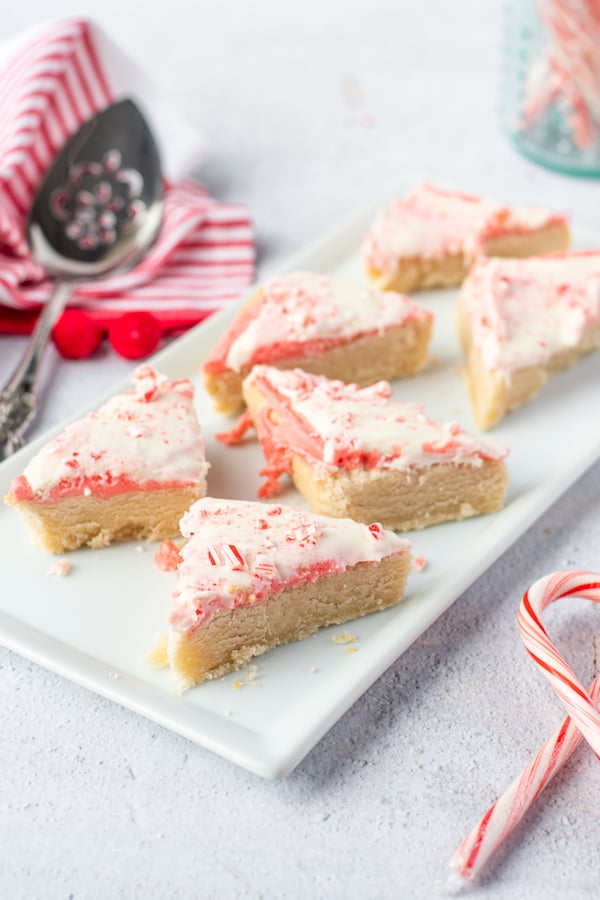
0 281 73 460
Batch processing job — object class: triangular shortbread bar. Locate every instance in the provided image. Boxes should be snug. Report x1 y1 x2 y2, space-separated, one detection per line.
157 496 411 689
362 183 569 293
6 366 208 552
202 271 433 413
240 366 508 531
458 252 600 429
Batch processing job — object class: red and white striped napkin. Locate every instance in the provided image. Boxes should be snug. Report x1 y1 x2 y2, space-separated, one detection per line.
0 18 255 335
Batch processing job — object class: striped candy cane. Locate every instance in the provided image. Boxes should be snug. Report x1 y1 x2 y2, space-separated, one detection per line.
523 1 600 149
450 571 600 882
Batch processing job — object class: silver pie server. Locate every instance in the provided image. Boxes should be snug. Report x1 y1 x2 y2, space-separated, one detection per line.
0 98 164 461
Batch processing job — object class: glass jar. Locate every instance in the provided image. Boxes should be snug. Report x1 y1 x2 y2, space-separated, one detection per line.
502 0 600 176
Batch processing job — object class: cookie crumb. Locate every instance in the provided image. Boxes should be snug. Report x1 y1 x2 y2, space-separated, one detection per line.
346 646 358 654
332 631 357 645
135 544 145 554
145 633 169 668
308 666 319 674
232 665 259 691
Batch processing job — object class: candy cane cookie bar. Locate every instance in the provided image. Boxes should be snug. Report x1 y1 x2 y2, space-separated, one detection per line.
362 183 570 293
458 251 600 429
202 271 433 413
152 497 412 690
239 366 508 531
5 367 208 552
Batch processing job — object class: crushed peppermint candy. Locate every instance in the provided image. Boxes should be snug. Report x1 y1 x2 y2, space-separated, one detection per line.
132 364 167 402
154 540 183 572
207 543 247 570
252 552 279 580
47 559 72 577
412 555 427 573
286 523 321 544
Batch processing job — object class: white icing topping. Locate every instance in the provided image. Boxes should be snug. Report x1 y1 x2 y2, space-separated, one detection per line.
246 366 507 470
504 206 562 230
463 254 600 373
21 366 208 496
225 271 430 372
362 183 566 275
170 497 410 631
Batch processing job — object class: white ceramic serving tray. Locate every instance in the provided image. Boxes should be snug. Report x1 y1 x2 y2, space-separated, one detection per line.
1 205 600 779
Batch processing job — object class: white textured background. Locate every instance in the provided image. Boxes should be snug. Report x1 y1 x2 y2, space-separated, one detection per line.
1 2 600 898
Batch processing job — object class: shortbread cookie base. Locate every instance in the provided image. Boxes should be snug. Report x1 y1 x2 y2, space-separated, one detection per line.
365 221 570 293
365 251 469 294
484 221 570 260
6 485 205 553
204 316 432 414
457 291 600 430
166 552 411 690
290 455 508 531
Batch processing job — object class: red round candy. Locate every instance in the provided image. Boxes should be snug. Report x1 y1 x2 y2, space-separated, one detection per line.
109 311 162 360
52 309 104 359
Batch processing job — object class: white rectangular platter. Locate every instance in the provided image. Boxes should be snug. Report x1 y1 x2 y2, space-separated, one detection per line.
1 203 600 779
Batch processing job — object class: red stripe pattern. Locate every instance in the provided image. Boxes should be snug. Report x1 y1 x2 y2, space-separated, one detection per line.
207 543 248 571
450 571 600 883
0 19 254 331
0 19 111 256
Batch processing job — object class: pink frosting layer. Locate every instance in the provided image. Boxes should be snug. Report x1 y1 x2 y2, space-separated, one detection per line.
462 251 600 375
169 497 411 632
10 366 208 503
362 183 568 277
243 367 508 497
203 271 432 375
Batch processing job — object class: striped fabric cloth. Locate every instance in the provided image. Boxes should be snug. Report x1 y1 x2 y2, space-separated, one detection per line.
0 18 254 332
